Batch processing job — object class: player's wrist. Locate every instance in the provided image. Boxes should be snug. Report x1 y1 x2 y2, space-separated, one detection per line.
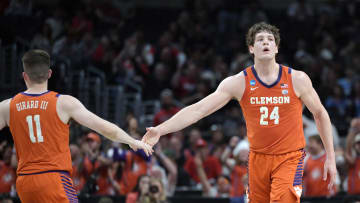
156 126 164 136
326 152 336 161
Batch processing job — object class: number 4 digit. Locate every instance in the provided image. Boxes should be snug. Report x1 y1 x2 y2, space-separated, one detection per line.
26 115 44 143
270 106 279 124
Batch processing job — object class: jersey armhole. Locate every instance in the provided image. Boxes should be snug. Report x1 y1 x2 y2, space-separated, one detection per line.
288 67 300 98
55 94 70 126
239 69 249 102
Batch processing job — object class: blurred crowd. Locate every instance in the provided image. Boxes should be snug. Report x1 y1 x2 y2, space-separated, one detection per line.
1 0 360 201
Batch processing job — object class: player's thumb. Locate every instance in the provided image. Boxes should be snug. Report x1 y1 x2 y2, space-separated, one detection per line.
323 166 328 181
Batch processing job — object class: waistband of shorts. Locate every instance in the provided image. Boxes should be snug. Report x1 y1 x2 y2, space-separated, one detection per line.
250 148 304 155
18 170 70 176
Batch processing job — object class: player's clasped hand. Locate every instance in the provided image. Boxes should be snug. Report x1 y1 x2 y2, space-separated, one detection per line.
142 127 161 147
129 140 154 156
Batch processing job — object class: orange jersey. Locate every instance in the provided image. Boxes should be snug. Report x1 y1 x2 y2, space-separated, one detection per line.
348 157 360 195
239 65 305 154
9 91 72 175
304 153 336 197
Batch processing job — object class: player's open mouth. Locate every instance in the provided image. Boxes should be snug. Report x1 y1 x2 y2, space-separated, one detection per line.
263 48 270 52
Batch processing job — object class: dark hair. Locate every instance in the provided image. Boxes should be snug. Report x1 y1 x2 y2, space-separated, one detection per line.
132 174 149 193
308 135 323 145
246 22 280 47
22 49 50 84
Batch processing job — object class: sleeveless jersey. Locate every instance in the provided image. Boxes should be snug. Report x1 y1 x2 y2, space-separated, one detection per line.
9 91 72 175
239 65 305 154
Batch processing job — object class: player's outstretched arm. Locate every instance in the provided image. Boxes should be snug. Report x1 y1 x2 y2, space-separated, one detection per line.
143 74 245 146
292 70 337 189
0 99 10 130
58 95 153 155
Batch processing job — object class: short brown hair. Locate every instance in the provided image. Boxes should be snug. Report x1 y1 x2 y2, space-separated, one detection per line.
246 22 280 47
22 49 50 83
308 135 323 146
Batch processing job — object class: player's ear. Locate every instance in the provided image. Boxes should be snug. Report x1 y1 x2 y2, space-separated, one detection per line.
48 69 52 79
23 72 28 81
248 46 254 54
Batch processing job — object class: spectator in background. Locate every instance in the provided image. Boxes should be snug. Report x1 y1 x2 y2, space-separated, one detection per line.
172 61 200 99
229 141 248 202
143 63 172 100
147 177 168 203
164 132 191 187
126 174 150 203
184 138 222 185
220 136 240 176
107 144 149 195
70 144 86 194
149 145 177 196
304 135 338 197
153 89 180 127
287 0 314 22
0 142 16 194
45 8 65 41
208 124 227 159
84 133 114 195
126 115 142 139
325 84 352 133
345 118 360 195
183 128 201 160
30 23 53 54
302 113 340 149
194 151 231 197
153 89 180 148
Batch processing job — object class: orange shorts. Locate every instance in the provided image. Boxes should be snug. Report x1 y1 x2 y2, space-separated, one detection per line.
16 171 78 203
247 149 305 203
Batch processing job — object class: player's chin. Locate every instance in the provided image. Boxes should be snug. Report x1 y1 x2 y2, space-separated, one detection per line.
258 55 274 60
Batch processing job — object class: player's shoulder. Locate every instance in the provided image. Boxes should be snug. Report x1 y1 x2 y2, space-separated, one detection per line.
0 98 11 109
220 71 246 88
0 98 11 105
290 68 311 84
57 94 82 109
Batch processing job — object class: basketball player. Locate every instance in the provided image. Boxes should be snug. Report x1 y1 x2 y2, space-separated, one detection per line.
0 49 153 203
142 22 337 203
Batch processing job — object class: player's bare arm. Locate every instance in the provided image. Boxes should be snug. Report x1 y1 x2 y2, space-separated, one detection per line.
57 95 153 155
0 99 10 130
292 70 337 188
143 72 245 146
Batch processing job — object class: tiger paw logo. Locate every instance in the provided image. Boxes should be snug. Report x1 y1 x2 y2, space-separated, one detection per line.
293 186 302 197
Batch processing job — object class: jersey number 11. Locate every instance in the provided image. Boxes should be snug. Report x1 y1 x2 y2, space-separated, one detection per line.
26 115 44 143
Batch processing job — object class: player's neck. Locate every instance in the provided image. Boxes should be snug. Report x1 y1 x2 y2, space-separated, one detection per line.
253 59 278 76
25 82 48 94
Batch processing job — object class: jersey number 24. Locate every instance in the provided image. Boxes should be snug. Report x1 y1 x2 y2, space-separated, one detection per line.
260 106 279 125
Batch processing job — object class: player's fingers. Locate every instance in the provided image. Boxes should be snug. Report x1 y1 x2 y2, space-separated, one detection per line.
328 172 335 190
148 145 153 155
323 166 328 181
